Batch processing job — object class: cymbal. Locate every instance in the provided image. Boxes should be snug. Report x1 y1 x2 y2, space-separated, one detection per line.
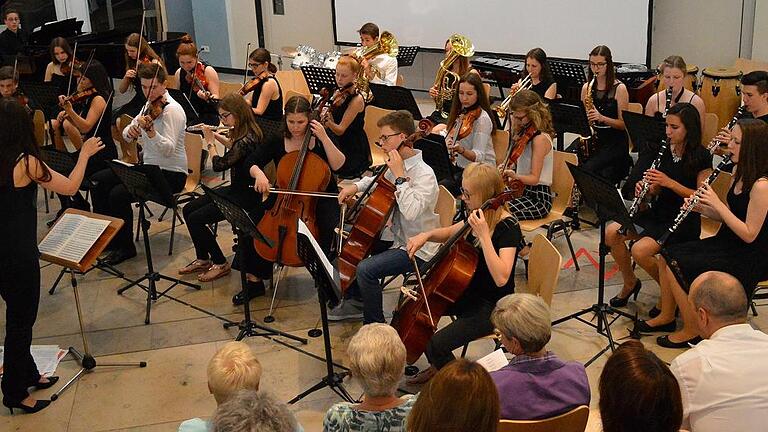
281 46 298 58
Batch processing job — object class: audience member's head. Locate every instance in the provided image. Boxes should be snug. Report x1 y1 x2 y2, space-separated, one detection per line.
599 341 682 432
689 271 748 338
207 341 262 404
347 323 406 398
407 359 499 432
212 390 295 432
492 293 551 356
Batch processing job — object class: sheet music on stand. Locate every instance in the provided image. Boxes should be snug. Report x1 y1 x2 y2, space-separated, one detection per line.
369 83 423 120
39 213 111 265
297 219 341 308
300 65 337 94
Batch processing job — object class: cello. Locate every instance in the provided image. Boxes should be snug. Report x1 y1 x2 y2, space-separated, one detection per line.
391 190 516 364
254 90 333 266
337 119 433 293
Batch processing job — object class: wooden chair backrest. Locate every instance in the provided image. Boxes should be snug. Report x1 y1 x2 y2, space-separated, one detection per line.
701 171 732 238
182 132 203 193
276 70 310 97
33 109 46 147
364 105 395 167
497 405 589 432
551 151 578 213
283 89 312 108
626 103 643 151
219 81 243 98
117 114 139 164
396 74 405 87
523 234 562 305
493 130 511 167
702 112 720 147
435 185 457 228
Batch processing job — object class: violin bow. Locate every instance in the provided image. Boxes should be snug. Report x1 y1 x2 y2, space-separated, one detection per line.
188 46 208 101
401 259 436 329
242 42 251 85
136 10 146 72
70 49 96 98
93 90 114 134
138 63 162 118
66 42 78 97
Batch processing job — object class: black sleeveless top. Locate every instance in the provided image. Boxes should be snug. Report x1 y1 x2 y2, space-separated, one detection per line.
250 75 283 121
592 81 628 146
0 166 38 263
80 93 118 161
330 93 370 178
179 62 219 125
531 78 555 100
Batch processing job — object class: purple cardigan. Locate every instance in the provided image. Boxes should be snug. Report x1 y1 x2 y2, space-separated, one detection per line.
490 352 590 420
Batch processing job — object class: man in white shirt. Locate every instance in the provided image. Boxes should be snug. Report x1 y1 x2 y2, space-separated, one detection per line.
357 22 398 86
91 62 188 265
670 271 768 432
330 110 440 323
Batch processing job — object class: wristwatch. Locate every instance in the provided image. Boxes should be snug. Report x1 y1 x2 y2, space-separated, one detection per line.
394 177 407 186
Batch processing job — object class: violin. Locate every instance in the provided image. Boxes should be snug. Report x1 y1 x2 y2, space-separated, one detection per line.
186 62 215 101
501 121 539 198
136 94 168 132
391 190 516 364
238 70 270 96
60 87 98 108
338 119 434 293
15 92 28 107
253 89 334 267
331 82 356 109
447 105 482 141
60 58 82 76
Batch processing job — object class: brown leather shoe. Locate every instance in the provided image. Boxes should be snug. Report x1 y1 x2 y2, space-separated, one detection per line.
178 259 212 275
198 262 231 282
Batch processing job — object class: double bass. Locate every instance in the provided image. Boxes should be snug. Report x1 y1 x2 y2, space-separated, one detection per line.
337 119 433 293
254 90 333 266
391 190 515 364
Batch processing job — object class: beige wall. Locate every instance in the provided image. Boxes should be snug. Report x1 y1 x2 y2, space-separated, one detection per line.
261 0 335 55
752 0 768 62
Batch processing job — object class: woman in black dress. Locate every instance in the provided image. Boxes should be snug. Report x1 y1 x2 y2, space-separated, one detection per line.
0 98 104 414
640 119 768 348
43 37 72 94
234 95 346 305
243 48 283 121
323 55 370 179
178 94 262 282
172 35 220 126
605 103 711 310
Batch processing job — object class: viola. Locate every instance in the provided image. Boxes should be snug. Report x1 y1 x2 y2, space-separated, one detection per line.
501 121 539 198
447 105 482 141
238 70 270 96
253 89 334 266
337 118 434 293
391 190 516 364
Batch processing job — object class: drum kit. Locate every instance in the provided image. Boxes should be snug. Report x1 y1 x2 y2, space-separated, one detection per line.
656 62 743 129
284 45 341 70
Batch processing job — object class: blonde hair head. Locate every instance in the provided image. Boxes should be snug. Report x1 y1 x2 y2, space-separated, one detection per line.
207 341 262 404
508 89 554 136
347 323 406 397
462 162 513 235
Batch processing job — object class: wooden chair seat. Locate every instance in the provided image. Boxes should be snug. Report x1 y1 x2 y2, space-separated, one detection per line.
498 405 589 432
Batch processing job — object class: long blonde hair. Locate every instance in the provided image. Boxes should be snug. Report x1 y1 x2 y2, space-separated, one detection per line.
509 89 555 136
462 162 513 237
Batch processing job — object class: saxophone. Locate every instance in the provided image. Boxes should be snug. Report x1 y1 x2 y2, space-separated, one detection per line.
578 76 598 160
354 31 398 102
628 140 668 218
433 34 474 118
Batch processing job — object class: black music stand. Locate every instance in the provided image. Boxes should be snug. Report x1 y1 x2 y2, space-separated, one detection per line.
369 83 423 120
255 116 284 142
200 185 308 345
414 135 459 192
20 80 62 119
168 88 202 126
108 162 201 324
288 222 355 405
300 65 337 94
550 61 587 102
396 46 420 67
623 110 665 154
549 100 592 152
552 163 635 367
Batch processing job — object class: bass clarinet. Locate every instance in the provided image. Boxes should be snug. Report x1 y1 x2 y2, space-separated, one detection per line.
657 155 731 245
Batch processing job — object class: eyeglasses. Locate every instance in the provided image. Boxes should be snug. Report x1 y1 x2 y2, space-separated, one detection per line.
460 187 473 198
248 63 259 68
218 112 232 120
589 62 608 68
512 113 528 122
375 132 401 146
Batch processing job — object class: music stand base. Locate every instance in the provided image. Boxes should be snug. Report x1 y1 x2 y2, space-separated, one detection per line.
553 301 635 367
50 346 146 401
288 371 353 405
117 271 200 325
223 319 308 345
49 259 135 295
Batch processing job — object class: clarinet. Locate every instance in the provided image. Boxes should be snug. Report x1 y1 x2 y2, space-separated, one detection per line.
706 106 748 153
657 155 732 245
628 139 668 218
663 86 673 118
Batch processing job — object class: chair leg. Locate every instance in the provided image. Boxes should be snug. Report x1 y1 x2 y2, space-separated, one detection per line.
43 186 50 213
168 206 178 255
159 206 170 222
548 220 579 271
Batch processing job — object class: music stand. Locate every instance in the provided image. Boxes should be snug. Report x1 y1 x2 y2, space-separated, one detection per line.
288 220 355 404
300 65 337 94
550 61 587 102
255 116 284 142
20 81 61 119
552 163 635 366
414 135 459 191
622 110 665 154
549 100 593 151
168 88 201 126
108 161 201 324
199 185 308 345
396 46 420 67
368 83 423 120
40 209 147 401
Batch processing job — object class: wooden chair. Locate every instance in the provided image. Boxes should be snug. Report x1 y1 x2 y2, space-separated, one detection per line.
702 112 720 147
363 105 394 167
283 89 312 106
435 185 456 228
700 171 732 238
520 234 562 306
626 102 643 152
396 74 405 87
497 405 589 432
493 130 511 166
117 114 139 164
163 132 204 255
750 279 768 316
276 70 310 97
219 81 243 98
33 109 46 147
518 151 580 270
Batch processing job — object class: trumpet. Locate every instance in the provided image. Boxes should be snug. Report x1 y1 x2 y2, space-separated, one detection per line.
493 74 533 121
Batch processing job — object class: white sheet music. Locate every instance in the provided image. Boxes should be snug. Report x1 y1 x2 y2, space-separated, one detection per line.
476 349 509 372
297 219 336 281
38 213 111 264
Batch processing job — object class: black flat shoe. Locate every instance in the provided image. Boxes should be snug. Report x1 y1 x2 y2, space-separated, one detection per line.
232 280 266 306
657 335 702 349
3 398 51 414
610 279 642 307
32 376 59 390
634 319 677 333
103 247 137 266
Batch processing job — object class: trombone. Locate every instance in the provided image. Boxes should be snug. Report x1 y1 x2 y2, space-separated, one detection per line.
493 74 533 121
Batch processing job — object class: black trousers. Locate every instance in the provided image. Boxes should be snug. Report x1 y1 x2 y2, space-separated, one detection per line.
425 296 496 369
0 257 41 403
90 166 186 251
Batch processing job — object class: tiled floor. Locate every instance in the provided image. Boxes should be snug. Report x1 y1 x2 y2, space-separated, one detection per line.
3 93 766 431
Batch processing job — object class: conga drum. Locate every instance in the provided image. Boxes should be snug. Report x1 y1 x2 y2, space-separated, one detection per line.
657 64 699 91
699 67 742 129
